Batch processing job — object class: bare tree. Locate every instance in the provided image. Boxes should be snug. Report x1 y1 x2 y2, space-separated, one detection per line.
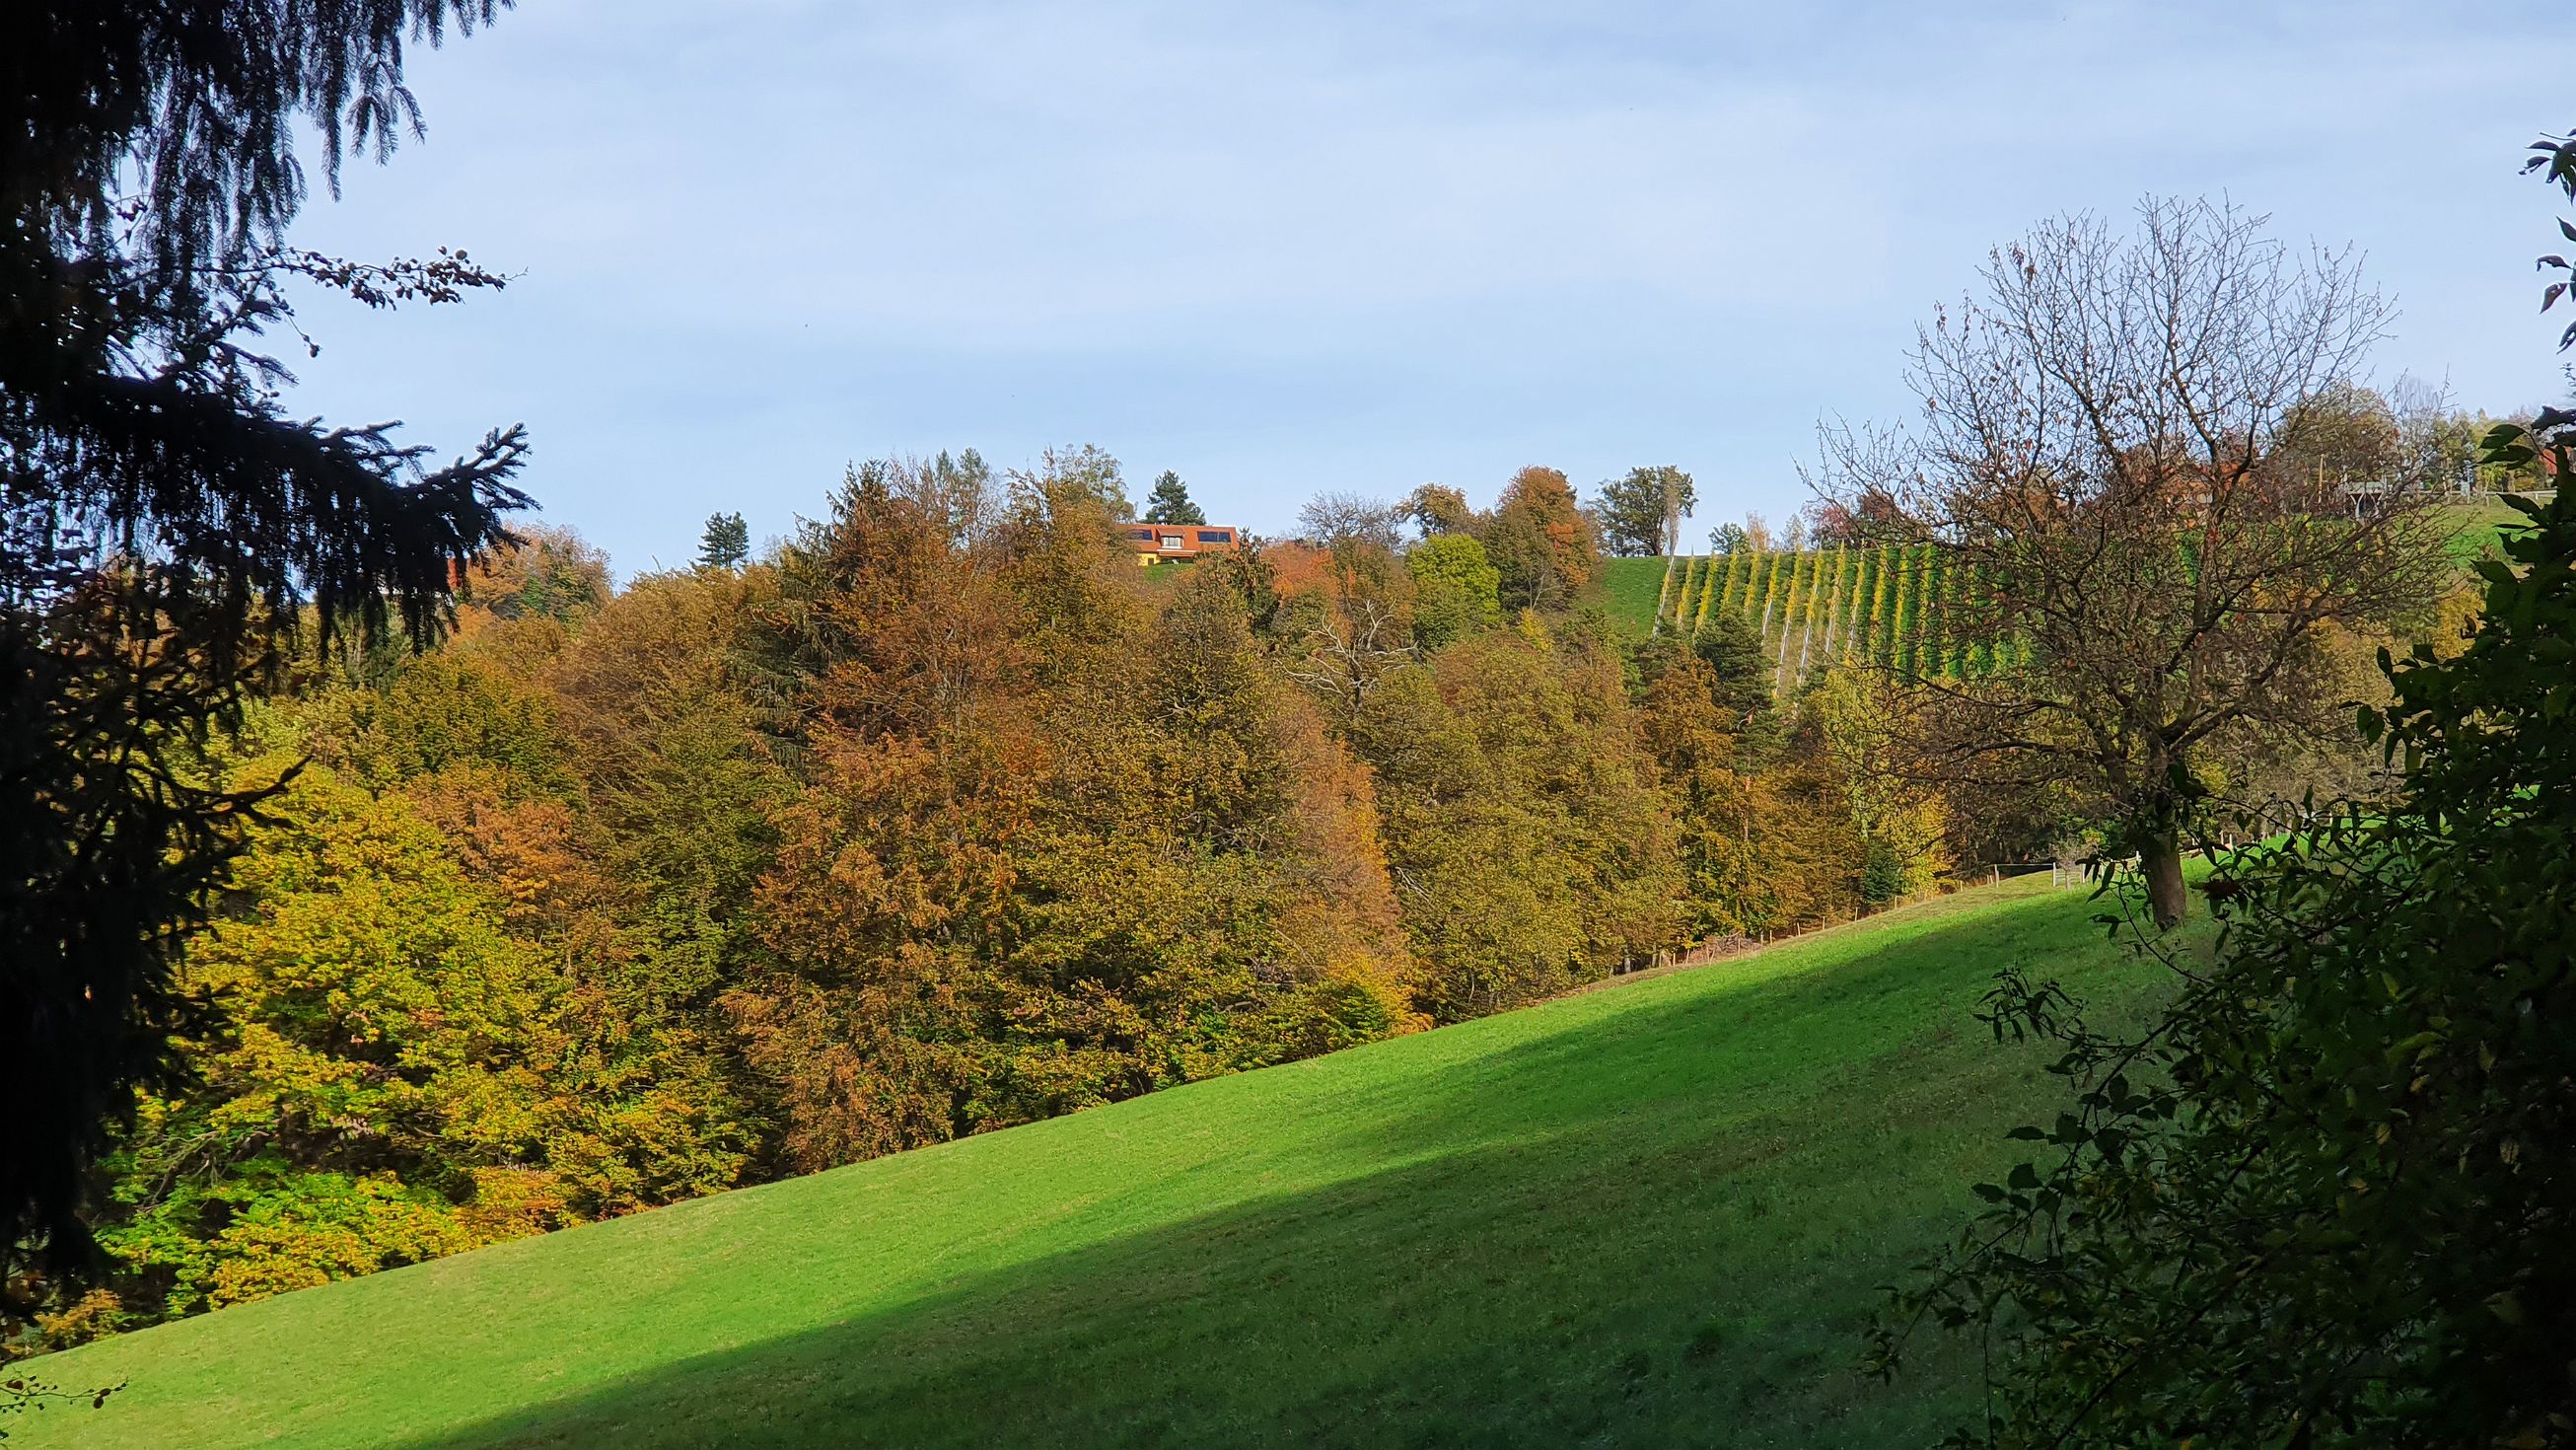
1298 491 1404 553
1282 595 1415 716
1816 198 2450 927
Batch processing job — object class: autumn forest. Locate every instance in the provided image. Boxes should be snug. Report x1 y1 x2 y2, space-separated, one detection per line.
11 6 2576 1448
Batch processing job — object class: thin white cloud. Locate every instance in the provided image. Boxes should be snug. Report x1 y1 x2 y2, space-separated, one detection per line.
277 0 2566 561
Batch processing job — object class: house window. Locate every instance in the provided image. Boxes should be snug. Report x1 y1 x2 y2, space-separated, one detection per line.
1195 529 1233 544
1128 528 1155 541
1160 534 1185 549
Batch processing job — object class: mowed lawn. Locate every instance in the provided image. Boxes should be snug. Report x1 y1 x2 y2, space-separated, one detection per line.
1599 554 1672 637
22 876 2179 1450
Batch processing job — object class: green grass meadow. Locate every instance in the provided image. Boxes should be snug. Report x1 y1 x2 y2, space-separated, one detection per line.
2442 494 2538 564
21 877 2181 1450
1600 554 1674 638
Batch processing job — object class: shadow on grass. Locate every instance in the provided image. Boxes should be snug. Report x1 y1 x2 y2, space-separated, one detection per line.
400 1142 1965 1450
389 889 2123 1450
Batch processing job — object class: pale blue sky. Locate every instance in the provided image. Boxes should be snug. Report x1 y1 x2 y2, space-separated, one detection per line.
280 0 2568 571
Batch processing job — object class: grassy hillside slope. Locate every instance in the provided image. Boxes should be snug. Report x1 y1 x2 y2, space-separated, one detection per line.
2445 494 2538 563
23 877 2178 1450
1600 554 1674 638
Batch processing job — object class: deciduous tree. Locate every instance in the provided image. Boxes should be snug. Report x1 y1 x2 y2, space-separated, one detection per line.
1874 143 2576 1448
1592 465 1696 557
1483 467 1601 612
1402 483 1476 538
1404 534 1501 649
1346 630 1678 1017
1878 446 2576 1450
1816 198 2448 927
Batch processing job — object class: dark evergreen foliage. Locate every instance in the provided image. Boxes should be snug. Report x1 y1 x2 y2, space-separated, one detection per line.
1141 470 1205 525
697 511 751 570
1689 606 1772 727
3 0 527 1284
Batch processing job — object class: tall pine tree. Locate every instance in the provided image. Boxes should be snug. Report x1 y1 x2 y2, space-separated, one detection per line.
697 511 751 570
1142 470 1206 525
2 0 529 1282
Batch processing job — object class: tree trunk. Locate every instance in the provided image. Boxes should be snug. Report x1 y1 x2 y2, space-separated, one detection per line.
2141 828 2188 929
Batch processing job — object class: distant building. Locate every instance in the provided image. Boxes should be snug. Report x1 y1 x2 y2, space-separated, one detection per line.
1120 522 1243 562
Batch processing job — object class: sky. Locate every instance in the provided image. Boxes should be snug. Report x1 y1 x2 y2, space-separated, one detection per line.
277 0 2572 573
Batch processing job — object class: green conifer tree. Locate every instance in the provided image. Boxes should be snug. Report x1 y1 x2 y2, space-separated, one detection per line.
2 0 531 1278
1142 471 1206 525
697 512 751 570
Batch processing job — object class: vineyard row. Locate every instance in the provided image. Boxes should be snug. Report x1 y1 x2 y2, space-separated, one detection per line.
1648 545 2023 695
